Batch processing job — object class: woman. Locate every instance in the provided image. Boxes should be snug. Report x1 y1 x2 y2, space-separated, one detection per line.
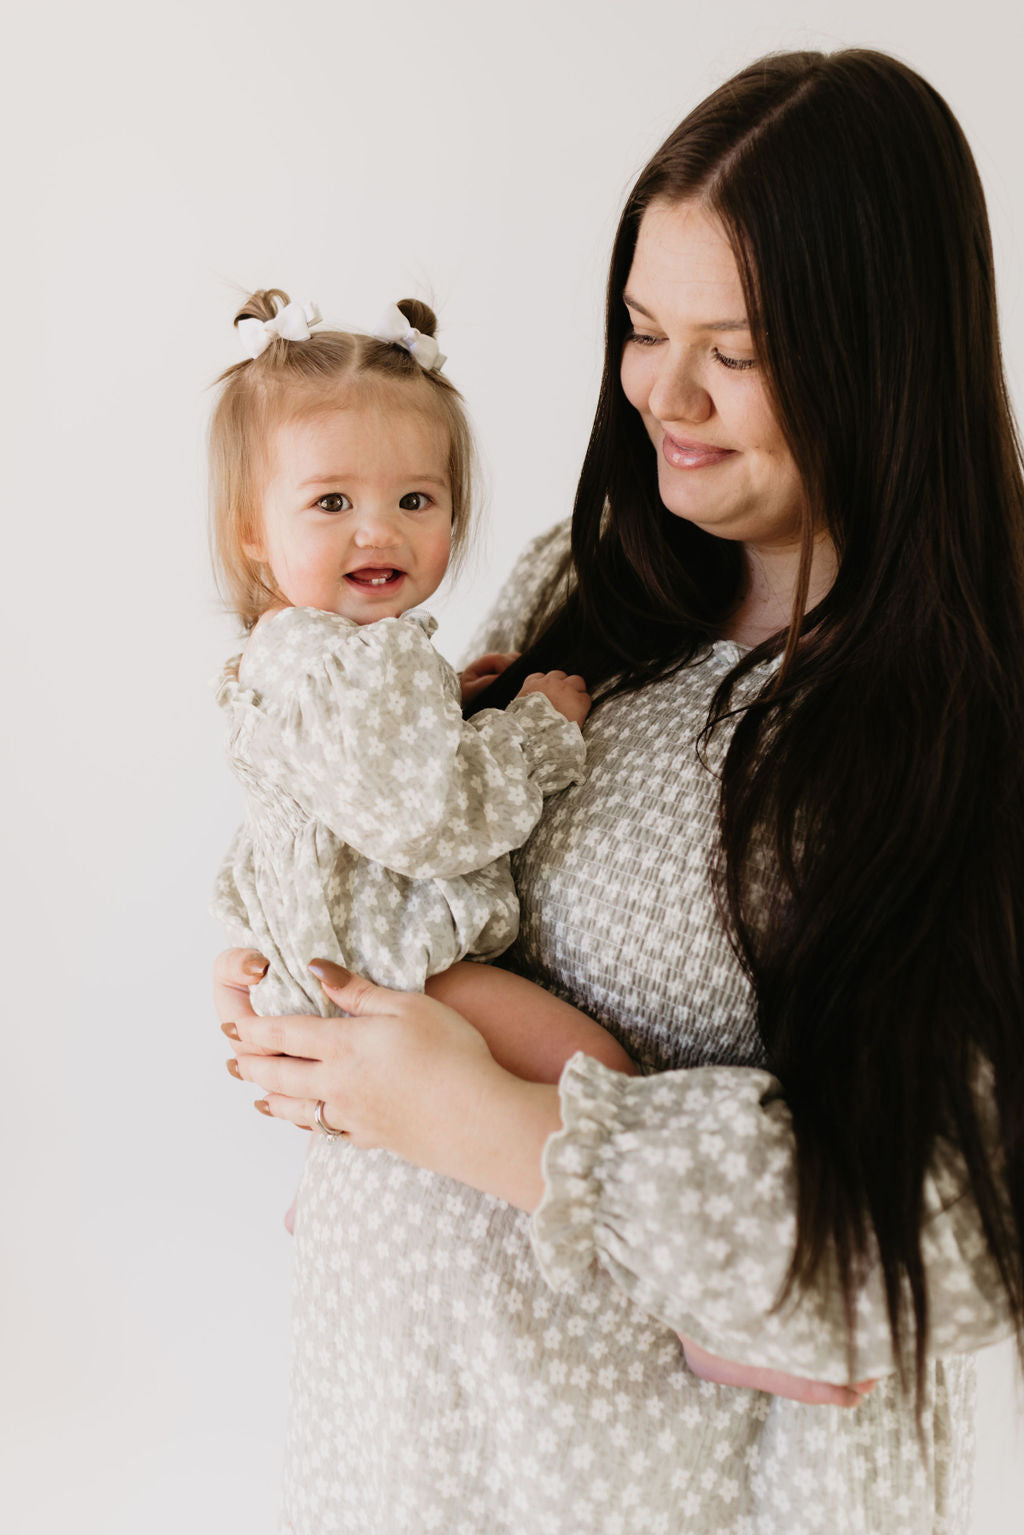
218 49 1023 1533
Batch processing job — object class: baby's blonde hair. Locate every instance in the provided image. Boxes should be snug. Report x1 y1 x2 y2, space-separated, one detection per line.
209 290 475 630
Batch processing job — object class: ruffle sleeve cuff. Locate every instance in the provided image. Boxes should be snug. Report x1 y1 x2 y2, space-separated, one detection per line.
501 691 586 795
530 1053 1016 1381
530 1055 872 1378
530 1052 627 1289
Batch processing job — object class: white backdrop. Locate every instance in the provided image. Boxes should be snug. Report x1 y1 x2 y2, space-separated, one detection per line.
2 2 1021 1531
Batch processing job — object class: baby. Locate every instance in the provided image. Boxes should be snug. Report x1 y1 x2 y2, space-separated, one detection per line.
210 290 635 1104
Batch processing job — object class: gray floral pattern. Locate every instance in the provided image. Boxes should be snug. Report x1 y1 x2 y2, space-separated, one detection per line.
271 530 1005 1533
212 603 585 1011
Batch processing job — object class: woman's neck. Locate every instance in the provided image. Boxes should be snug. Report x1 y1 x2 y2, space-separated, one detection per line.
720 533 837 648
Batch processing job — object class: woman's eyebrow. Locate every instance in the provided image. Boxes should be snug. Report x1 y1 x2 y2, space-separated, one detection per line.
622 292 750 331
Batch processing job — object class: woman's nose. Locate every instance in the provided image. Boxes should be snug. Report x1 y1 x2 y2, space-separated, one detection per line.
648 350 712 426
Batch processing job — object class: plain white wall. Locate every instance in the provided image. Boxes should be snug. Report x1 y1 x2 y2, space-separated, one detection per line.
2 2 1021 1530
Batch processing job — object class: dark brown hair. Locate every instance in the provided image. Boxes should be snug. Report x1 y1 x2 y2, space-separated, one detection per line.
476 49 1024 1392
209 292 475 629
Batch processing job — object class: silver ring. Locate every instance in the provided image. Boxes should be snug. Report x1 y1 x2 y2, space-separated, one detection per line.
314 1099 346 1138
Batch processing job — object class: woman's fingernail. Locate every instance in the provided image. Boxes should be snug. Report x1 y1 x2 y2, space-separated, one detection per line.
309 958 352 986
226 1058 242 1079
221 1021 240 1041
254 1099 272 1117
243 953 270 980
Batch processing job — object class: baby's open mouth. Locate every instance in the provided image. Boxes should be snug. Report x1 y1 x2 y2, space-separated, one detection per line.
346 568 403 587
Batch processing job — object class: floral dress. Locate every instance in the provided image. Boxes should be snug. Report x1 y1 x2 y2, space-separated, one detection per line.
213 603 585 1011
275 529 1011 1535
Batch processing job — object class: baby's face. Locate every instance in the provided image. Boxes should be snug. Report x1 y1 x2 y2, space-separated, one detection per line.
250 395 453 624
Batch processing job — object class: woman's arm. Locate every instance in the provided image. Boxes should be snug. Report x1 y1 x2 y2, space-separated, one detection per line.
216 953 871 1403
218 953 1015 1390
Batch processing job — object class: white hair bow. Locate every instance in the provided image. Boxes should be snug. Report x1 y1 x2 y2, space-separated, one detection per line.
237 300 322 359
373 304 446 372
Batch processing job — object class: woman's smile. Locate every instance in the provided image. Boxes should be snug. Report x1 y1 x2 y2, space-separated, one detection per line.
660 430 736 470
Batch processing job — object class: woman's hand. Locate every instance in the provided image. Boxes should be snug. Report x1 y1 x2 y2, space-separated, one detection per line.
219 957 563 1209
459 650 520 705
678 1334 879 1407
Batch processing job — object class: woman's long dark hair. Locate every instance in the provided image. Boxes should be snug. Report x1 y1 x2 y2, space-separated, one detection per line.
475 50 1024 1391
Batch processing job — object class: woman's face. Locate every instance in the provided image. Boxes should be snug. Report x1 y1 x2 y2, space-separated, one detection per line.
620 199 807 552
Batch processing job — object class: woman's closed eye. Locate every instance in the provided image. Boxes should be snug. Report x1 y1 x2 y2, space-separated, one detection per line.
625 327 664 347
625 329 757 371
712 348 757 372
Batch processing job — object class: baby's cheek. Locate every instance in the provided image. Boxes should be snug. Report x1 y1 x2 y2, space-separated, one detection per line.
423 528 453 579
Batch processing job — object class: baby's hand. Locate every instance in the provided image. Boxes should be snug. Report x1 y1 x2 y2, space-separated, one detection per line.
460 651 520 705
518 670 591 727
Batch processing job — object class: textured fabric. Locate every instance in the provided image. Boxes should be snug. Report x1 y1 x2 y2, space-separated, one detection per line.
535 1059 1011 1379
213 603 585 1010
276 528 1007 1534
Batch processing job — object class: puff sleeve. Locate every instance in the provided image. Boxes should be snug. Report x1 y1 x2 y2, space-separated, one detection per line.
532 1054 1015 1381
230 606 584 881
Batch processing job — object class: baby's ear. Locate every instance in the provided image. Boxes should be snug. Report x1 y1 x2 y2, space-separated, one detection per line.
243 536 266 560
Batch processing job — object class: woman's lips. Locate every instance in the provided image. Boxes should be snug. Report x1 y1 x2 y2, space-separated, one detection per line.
661 431 736 470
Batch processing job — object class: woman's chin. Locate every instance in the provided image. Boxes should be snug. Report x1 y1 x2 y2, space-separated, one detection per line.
658 491 743 541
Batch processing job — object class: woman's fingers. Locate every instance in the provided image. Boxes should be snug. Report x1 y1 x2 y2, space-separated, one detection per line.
308 958 403 1016
222 958 400 1077
213 948 263 1021
213 946 268 994
213 947 286 1056
255 1093 319 1131
230 1009 336 1060
230 1051 323 1097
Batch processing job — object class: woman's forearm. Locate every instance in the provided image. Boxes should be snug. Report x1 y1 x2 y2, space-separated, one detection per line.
439 1065 563 1211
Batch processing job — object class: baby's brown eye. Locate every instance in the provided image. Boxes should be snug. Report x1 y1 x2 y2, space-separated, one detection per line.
316 493 350 513
399 492 431 511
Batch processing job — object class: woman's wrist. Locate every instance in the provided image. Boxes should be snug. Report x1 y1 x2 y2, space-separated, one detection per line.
439 1060 563 1212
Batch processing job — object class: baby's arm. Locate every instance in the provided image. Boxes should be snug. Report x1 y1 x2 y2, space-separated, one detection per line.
425 962 637 1080
239 611 587 880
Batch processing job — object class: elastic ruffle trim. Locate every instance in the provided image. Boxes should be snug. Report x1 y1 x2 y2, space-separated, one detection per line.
530 1052 634 1289
504 691 586 794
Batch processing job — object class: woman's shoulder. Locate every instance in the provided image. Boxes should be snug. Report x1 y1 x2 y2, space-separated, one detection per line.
466 520 573 657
